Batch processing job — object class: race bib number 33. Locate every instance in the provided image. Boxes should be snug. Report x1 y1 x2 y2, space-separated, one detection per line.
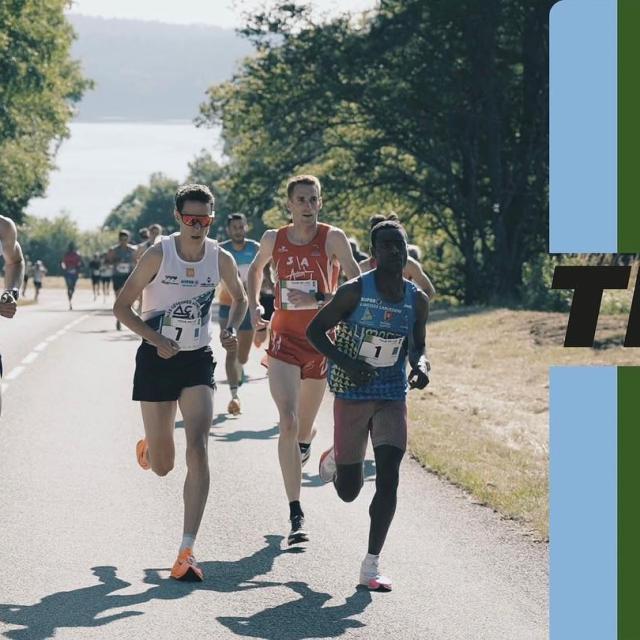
279 279 318 310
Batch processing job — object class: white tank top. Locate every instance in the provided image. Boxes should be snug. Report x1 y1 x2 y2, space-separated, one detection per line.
141 233 220 351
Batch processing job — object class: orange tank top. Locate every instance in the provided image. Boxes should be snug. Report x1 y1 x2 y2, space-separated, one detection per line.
271 223 339 337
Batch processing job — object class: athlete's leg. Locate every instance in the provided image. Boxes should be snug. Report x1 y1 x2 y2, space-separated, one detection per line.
178 385 213 540
334 462 365 502
268 356 302 501
236 329 254 367
367 445 404 555
297 376 325 445
140 400 178 476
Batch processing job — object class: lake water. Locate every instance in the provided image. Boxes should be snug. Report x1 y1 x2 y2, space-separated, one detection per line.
27 122 223 230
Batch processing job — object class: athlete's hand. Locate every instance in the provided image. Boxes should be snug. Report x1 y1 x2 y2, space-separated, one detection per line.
250 305 268 332
287 289 315 308
340 357 377 387
0 292 17 319
154 335 180 359
409 358 430 389
220 328 238 352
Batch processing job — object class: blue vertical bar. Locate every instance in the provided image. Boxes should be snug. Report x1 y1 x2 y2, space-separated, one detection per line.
550 367 617 639
549 0 617 253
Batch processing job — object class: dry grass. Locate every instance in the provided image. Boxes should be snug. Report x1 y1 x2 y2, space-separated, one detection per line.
409 307 640 541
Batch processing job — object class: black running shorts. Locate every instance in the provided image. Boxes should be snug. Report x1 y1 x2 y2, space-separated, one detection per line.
132 341 216 402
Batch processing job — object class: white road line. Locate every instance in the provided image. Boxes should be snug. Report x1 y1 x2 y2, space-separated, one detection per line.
21 352 39 365
4 366 25 381
2 314 93 394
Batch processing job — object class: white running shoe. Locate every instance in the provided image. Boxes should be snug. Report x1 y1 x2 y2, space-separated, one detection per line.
359 557 392 591
318 446 336 483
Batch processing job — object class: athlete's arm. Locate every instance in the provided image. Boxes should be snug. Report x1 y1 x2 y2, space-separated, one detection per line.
408 289 430 389
327 227 361 281
406 257 436 299
112 245 179 359
0 216 24 318
306 279 376 387
247 230 276 329
218 249 248 350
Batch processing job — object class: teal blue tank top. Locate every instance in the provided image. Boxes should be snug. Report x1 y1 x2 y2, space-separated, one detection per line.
329 271 418 401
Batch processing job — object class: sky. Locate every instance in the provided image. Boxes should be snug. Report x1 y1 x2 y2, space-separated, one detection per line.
66 0 378 29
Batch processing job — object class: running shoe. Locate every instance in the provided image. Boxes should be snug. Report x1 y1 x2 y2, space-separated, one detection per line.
136 438 150 471
318 445 336 483
227 397 241 415
360 559 392 592
300 427 317 468
288 514 309 545
170 548 204 582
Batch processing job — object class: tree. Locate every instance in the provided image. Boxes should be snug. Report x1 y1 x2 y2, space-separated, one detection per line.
0 0 91 222
199 0 552 303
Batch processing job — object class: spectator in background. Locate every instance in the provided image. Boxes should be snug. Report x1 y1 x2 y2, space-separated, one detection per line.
22 255 33 297
61 242 83 310
89 252 101 301
359 215 436 299
33 260 47 302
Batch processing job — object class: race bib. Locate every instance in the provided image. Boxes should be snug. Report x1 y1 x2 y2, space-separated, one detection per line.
159 299 202 350
357 334 405 368
67 268 77 275
116 262 130 274
92 269 100 276
279 279 318 310
237 263 251 285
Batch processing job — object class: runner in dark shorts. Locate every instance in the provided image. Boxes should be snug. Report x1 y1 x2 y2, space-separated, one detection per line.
307 220 430 592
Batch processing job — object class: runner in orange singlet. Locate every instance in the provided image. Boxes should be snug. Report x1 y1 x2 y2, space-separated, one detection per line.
247 174 361 545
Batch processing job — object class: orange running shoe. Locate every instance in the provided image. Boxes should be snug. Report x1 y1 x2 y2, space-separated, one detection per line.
170 548 204 581
136 438 150 471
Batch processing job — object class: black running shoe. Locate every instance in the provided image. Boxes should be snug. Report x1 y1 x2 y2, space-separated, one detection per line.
288 514 309 545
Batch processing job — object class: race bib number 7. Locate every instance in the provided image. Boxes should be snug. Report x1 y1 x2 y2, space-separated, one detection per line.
358 334 405 368
160 300 202 350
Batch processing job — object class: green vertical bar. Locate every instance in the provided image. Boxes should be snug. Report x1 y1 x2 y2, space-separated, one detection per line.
619 0 640 251
618 367 640 638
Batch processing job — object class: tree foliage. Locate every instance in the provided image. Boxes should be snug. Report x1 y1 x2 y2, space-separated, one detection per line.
0 0 91 222
199 0 552 303
102 153 234 238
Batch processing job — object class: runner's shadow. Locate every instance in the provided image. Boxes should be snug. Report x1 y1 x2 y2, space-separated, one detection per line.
0 536 295 640
212 425 279 442
0 566 143 640
174 413 230 430
302 459 377 488
217 581 373 639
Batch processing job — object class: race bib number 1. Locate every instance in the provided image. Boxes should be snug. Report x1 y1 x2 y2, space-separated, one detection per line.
358 334 405 368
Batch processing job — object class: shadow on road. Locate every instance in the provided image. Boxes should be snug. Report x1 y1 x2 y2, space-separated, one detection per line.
302 459 376 488
174 417 280 443
212 425 279 442
217 581 373 639
0 536 335 640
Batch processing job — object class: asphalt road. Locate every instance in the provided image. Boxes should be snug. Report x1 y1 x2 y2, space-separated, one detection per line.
0 288 548 640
